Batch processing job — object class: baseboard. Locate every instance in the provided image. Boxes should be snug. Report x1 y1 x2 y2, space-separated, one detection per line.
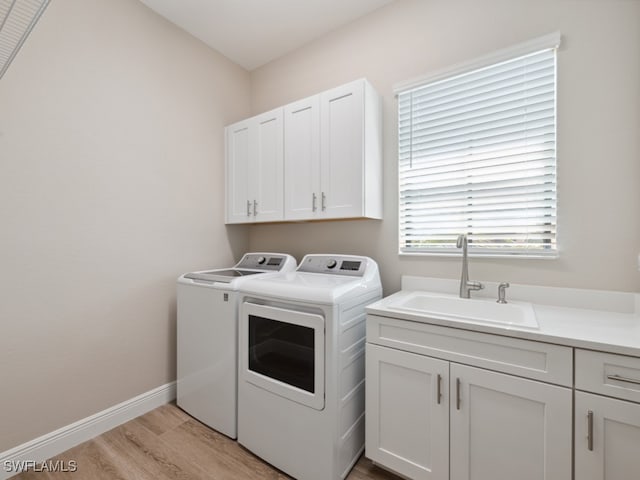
0 382 176 480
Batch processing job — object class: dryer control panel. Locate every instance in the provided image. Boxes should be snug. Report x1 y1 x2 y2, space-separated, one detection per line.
298 255 368 277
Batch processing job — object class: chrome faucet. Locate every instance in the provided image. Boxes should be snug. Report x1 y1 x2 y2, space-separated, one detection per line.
456 234 484 298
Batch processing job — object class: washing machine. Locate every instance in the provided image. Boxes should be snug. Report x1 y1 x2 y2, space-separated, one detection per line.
176 252 296 438
237 254 382 480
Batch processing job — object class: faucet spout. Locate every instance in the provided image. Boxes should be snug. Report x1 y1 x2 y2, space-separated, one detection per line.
457 234 469 298
456 234 483 298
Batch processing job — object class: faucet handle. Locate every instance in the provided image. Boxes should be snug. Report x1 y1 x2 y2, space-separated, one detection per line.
497 282 510 304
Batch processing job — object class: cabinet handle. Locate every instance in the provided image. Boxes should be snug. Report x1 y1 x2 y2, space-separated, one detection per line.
321 192 326 211
312 193 317 212
606 374 640 386
436 374 442 405
456 378 461 410
587 410 594 451
246 200 251 217
253 200 257 216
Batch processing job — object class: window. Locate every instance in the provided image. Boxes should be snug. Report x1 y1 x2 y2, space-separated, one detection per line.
398 35 559 256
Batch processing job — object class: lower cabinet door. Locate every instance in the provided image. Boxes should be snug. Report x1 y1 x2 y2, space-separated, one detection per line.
575 391 640 480
365 344 449 480
450 363 572 480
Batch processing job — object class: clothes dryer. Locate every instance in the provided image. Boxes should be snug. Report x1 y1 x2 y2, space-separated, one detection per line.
237 254 382 479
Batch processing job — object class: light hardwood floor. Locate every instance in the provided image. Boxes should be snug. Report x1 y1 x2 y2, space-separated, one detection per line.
10 404 401 480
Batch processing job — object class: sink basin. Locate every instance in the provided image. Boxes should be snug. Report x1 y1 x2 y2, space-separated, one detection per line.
387 291 539 330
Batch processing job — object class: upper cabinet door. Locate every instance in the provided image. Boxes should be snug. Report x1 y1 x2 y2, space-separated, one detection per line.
226 120 251 224
284 96 321 221
251 109 284 222
320 80 365 219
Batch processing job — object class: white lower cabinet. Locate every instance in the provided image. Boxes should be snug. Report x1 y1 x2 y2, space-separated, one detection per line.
366 324 572 480
575 392 640 480
366 344 449 480
574 349 640 480
450 363 571 480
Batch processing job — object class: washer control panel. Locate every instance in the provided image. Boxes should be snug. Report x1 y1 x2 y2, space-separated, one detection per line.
298 255 367 276
236 253 288 271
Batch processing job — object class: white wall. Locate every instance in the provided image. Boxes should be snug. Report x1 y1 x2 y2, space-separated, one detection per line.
248 0 640 295
0 0 250 451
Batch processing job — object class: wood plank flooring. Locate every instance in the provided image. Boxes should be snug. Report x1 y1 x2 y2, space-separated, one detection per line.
10 404 401 480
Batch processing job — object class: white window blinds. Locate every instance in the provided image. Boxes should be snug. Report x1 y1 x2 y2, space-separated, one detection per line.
398 46 558 256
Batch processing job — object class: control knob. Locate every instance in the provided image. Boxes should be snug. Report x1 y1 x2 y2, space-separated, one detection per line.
257 256 266 265
326 259 337 269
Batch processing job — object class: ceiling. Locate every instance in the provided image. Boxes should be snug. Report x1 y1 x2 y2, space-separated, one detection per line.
138 0 394 71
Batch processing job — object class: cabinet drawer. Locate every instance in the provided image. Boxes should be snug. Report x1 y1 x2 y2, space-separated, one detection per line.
367 314 572 386
575 349 640 403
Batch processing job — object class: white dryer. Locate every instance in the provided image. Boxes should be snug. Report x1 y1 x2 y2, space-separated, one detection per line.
176 253 296 439
237 254 382 480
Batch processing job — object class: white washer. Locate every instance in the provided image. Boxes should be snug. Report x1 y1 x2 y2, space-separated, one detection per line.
237 254 382 480
176 253 296 439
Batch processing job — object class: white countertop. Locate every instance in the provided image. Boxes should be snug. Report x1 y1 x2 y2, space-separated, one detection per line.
366 276 640 358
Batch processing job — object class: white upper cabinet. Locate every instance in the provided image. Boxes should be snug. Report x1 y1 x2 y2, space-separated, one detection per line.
226 121 252 223
252 109 284 222
226 108 283 224
284 95 321 220
284 78 382 221
227 78 382 224
319 80 367 219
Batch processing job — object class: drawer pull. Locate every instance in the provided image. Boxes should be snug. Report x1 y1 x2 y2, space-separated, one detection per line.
587 410 594 451
436 374 442 405
606 374 640 386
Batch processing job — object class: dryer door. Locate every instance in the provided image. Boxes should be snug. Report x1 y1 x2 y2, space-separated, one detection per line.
240 302 325 410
